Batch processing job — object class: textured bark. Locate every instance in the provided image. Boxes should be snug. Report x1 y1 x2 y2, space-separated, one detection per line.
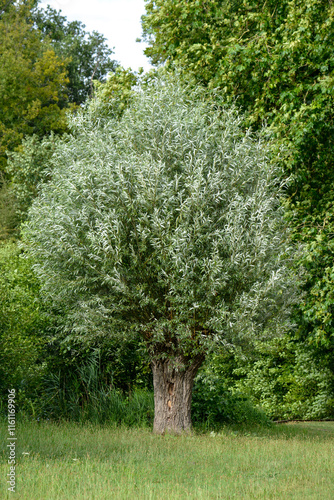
151 355 204 434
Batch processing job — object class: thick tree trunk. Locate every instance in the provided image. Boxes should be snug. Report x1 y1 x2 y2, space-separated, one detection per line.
151 355 204 434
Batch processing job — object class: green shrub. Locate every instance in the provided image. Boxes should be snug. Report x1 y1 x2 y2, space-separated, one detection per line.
0 241 50 409
192 371 271 428
233 338 334 420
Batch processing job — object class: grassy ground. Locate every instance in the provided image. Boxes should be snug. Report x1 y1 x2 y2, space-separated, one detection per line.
0 421 333 499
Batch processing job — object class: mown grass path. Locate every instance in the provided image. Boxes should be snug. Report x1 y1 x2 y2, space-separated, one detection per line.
1 421 333 499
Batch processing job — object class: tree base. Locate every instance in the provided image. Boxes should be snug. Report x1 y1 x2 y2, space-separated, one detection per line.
151 355 204 434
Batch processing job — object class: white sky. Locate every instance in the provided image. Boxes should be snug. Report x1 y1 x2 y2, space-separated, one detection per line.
39 0 153 72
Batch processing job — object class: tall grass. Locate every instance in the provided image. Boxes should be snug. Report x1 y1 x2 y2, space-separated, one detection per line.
15 352 269 428
34 353 154 426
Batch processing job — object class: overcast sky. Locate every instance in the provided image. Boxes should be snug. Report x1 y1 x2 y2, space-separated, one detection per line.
39 0 153 72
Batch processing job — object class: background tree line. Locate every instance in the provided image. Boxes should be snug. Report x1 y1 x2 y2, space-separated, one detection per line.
0 0 333 426
0 0 116 177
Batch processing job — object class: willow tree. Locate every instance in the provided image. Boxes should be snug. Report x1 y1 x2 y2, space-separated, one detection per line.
23 76 299 433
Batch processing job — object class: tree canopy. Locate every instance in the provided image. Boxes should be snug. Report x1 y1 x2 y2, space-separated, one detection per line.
23 76 299 432
0 0 69 171
0 0 118 175
33 5 117 105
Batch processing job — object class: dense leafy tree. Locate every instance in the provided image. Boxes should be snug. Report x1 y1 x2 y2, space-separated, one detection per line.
0 176 17 240
142 0 334 348
93 66 139 119
5 134 59 225
203 336 334 421
33 5 118 105
0 241 49 403
0 0 69 172
23 76 299 433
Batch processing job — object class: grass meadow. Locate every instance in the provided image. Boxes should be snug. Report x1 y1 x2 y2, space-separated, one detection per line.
0 421 333 499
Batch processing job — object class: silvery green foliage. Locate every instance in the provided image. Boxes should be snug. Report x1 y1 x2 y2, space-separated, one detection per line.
23 76 300 357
